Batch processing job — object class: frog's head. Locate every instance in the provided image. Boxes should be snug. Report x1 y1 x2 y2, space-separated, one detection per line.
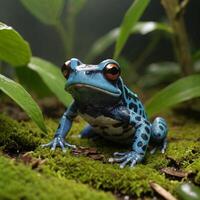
61 58 122 105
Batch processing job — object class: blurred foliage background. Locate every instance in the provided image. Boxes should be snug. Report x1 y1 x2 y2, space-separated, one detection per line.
0 0 199 66
0 0 200 130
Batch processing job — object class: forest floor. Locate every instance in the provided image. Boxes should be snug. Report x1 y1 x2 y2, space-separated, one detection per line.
0 99 199 200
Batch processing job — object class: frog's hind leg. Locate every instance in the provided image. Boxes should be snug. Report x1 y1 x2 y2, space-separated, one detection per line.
150 117 168 154
79 125 98 138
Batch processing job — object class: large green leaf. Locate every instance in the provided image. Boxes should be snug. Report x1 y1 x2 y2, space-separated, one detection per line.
28 57 72 105
114 0 150 59
0 22 31 66
20 0 65 25
86 22 172 62
0 74 46 132
16 66 53 97
146 74 200 117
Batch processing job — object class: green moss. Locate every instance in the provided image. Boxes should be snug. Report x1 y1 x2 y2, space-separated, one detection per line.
33 148 177 197
0 113 200 198
0 114 59 153
0 156 114 200
0 114 41 152
186 158 200 184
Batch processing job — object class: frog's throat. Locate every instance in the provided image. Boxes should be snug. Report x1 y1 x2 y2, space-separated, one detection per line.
67 84 121 97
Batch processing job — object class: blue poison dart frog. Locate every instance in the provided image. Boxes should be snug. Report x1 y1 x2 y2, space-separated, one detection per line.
42 58 168 168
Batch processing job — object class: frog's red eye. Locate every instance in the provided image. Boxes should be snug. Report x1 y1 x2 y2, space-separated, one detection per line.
104 63 120 81
62 60 71 79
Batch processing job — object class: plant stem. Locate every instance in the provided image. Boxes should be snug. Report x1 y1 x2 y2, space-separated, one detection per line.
65 1 76 59
133 34 161 70
55 21 70 59
161 0 193 76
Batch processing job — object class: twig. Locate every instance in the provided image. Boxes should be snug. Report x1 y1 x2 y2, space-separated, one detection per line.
150 181 177 200
161 0 193 76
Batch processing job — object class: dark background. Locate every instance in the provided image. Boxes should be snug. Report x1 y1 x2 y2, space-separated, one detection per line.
0 0 200 67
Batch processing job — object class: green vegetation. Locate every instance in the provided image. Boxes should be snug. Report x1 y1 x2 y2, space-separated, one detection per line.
0 156 114 200
0 0 200 199
0 114 199 198
0 0 200 131
0 74 46 132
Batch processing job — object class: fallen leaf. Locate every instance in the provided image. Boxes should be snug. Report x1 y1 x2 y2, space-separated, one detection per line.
150 181 177 200
21 152 46 169
161 167 189 178
72 146 105 161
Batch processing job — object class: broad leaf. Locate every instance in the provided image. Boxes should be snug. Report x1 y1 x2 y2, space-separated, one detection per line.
20 0 65 25
16 66 53 97
177 183 200 200
0 74 46 132
28 57 72 105
0 22 31 66
146 74 200 117
138 62 180 88
86 22 172 62
114 0 150 58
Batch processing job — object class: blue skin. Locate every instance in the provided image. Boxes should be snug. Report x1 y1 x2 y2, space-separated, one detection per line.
42 58 168 168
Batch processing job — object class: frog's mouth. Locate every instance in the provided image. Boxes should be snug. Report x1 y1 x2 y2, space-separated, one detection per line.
67 84 121 97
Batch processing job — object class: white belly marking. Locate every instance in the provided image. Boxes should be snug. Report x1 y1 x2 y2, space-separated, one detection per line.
79 113 135 141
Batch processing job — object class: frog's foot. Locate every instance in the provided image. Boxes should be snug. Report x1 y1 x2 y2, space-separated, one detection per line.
109 151 144 168
150 138 168 154
41 136 76 153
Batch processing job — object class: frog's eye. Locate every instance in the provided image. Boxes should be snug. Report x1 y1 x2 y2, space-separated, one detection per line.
104 63 120 81
62 60 71 79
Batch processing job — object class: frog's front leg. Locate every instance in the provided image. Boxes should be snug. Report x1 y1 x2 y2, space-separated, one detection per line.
42 101 77 152
109 108 151 168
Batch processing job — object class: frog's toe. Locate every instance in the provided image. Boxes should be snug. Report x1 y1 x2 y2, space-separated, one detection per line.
120 152 143 168
119 156 133 168
64 142 76 149
108 155 128 163
41 141 53 148
113 152 127 156
41 136 75 153
109 151 143 168
50 139 58 151
150 147 157 154
150 139 168 154
161 139 167 153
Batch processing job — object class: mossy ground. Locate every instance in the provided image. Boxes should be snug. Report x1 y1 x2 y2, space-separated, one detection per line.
0 112 199 199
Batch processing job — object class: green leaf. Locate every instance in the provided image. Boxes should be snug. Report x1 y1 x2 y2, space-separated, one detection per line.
0 22 31 66
0 74 46 132
138 62 180 88
177 183 200 200
114 0 150 59
20 0 65 25
16 66 53 98
86 22 172 62
145 74 200 117
28 57 72 105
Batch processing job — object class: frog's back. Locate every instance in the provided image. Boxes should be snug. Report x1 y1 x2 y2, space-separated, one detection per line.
122 85 147 119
